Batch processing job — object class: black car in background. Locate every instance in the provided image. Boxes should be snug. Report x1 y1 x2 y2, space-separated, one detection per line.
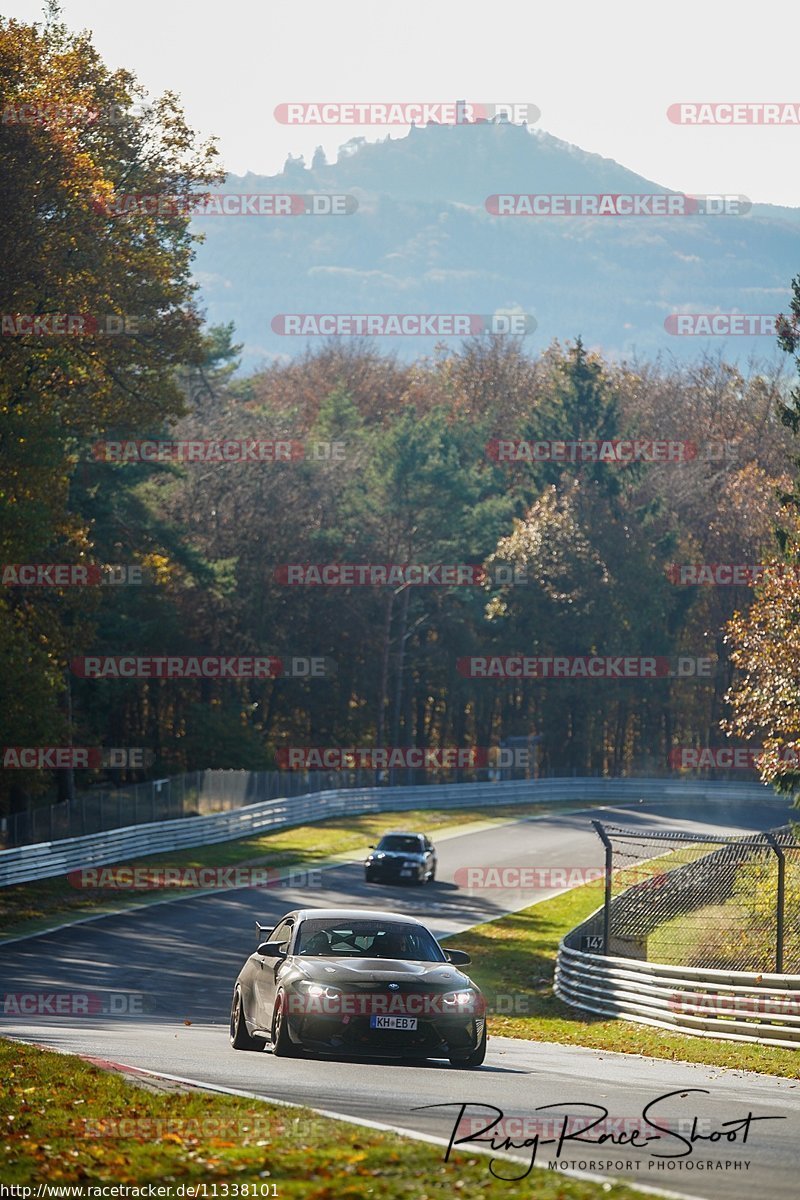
229 908 486 1067
364 831 437 884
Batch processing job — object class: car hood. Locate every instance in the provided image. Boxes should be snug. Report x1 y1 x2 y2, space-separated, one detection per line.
292 956 474 989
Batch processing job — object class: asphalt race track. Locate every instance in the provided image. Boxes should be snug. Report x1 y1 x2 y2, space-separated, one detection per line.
2 796 798 1200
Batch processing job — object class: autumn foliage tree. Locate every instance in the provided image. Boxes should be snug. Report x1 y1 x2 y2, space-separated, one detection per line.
723 274 800 800
0 3 221 808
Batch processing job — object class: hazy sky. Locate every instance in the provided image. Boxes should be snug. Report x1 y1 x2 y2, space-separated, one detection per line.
6 0 800 205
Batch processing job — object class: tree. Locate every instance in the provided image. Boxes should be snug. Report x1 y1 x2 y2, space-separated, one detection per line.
0 3 221 809
723 276 800 799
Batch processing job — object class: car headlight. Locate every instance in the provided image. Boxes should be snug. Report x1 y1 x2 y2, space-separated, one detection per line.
296 981 342 999
441 989 485 1016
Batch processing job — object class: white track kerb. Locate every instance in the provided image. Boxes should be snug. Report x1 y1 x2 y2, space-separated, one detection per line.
10 1037 707 1200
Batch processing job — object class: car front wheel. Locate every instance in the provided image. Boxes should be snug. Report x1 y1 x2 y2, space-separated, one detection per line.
450 1023 487 1068
271 990 302 1057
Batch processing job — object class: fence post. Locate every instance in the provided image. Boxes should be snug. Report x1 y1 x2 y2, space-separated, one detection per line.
591 819 613 955
763 832 786 974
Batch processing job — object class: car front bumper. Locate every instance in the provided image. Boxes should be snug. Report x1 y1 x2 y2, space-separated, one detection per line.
285 1012 484 1058
366 861 424 880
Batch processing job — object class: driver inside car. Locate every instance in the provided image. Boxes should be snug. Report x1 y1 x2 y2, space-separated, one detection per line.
299 929 331 955
378 931 411 958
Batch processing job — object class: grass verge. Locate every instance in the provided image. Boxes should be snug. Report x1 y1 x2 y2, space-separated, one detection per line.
456 878 799 1077
0 1039 653 1197
0 801 597 942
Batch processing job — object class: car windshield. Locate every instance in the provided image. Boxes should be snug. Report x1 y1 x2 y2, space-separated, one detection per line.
377 835 423 852
295 918 446 961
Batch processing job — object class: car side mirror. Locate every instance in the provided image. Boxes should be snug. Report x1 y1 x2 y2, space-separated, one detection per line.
445 948 471 965
257 941 287 958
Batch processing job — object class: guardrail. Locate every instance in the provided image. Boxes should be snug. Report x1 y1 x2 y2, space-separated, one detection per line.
0 777 775 888
555 942 800 1048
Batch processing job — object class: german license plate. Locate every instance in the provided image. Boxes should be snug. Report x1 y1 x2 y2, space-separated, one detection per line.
370 1015 418 1030
400 869 412 876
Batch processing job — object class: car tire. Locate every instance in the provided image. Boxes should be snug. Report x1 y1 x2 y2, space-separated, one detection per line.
271 990 301 1057
450 1023 487 1069
365 870 375 883
230 986 266 1051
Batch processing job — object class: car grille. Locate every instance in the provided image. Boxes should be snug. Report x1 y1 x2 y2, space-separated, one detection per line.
295 1011 476 1052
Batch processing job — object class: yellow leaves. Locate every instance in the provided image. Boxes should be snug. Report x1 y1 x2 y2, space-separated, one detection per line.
724 569 800 778
142 552 175 585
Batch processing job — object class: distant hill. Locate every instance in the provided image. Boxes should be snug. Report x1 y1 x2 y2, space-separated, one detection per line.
191 121 800 372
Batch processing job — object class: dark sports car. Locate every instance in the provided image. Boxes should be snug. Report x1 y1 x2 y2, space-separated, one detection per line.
229 908 486 1067
364 831 437 884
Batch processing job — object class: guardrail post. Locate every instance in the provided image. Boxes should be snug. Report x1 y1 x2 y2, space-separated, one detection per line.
764 832 786 974
591 819 613 955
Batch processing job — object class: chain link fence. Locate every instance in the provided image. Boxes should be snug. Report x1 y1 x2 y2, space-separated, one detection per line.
568 821 800 974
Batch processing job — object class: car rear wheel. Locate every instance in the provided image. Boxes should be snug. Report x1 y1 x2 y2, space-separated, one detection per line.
450 1023 487 1068
230 986 266 1051
271 990 302 1057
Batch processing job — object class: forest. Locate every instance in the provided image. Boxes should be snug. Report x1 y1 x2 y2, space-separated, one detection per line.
3 9 800 815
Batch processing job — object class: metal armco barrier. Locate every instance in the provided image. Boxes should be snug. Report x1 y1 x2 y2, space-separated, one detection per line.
0 777 774 888
555 943 800 1049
